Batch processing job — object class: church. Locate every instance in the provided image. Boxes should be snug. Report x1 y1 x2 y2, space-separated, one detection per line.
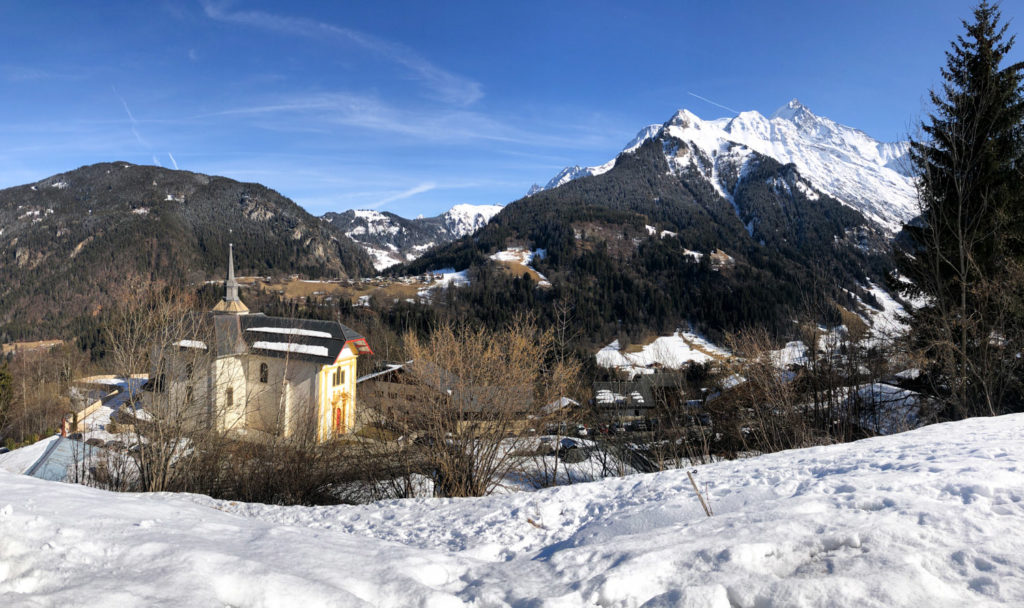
149 245 372 443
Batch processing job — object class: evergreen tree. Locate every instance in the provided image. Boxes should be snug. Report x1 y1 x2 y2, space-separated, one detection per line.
899 1 1024 417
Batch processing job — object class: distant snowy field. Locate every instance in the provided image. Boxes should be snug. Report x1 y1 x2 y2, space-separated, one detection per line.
597 329 730 377
3 415 1024 606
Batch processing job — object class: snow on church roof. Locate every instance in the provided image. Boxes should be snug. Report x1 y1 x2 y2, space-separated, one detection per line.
246 327 333 339
251 341 330 358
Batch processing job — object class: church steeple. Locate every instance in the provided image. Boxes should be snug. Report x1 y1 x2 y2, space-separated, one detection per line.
225 243 240 302
213 243 249 314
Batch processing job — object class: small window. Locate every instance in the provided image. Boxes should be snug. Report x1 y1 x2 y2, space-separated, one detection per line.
259 363 268 383
185 363 194 379
185 386 193 404
225 388 233 408
332 367 343 387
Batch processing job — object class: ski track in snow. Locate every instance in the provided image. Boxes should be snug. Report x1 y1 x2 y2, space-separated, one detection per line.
3 415 1024 606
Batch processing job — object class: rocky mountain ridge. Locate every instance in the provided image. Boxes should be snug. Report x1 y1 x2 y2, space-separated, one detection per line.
531 100 916 232
322 204 503 270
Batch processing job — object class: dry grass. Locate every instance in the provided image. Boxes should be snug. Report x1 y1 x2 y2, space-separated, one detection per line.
2 340 64 355
239 277 430 305
492 259 547 284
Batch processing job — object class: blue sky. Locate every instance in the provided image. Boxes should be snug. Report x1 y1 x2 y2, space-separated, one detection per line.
1 1 1020 218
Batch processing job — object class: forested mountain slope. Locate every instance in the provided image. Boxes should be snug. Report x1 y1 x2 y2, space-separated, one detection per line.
0 162 374 338
402 133 894 345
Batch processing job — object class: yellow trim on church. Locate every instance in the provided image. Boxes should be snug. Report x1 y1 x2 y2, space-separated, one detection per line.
316 342 360 441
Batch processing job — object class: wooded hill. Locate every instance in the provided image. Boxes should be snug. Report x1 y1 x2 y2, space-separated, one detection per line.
0 162 374 339
398 136 896 347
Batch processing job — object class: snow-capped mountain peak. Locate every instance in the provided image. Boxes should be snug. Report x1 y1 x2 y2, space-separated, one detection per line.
324 203 504 271
442 203 503 237
534 101 917 231
530 123 665 194
770 98 813 121
667 108 703 128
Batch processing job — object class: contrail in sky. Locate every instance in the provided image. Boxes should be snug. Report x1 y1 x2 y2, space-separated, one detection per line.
168 153 178 170
687 92 740 115
369 182 436 209
112 86 148 146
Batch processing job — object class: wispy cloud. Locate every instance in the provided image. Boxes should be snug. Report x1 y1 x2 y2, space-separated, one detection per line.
168 152 179 169
368 182 436 209
201 2 482 106
0 64 88 82
205 91 615 149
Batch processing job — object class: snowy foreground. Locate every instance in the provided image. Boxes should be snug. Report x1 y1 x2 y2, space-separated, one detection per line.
3 417 1024 607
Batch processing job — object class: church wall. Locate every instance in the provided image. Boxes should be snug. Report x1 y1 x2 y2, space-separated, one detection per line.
280 359 318 441
146 347 214 431
212 356 247 433
244 355 286 435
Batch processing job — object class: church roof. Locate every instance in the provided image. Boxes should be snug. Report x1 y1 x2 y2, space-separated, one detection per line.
205 244 370 364
232 313 371 365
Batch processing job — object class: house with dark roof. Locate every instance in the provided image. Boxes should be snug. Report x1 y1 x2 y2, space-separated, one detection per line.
594 380 655 418
147 245 372 442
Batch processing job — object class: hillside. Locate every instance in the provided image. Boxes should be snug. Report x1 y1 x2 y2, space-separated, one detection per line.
322 204 503 270
401 129 894 345
0 162 375 338
2 414 1022 605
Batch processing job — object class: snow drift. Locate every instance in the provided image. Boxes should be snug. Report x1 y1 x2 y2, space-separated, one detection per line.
2 415 1023 606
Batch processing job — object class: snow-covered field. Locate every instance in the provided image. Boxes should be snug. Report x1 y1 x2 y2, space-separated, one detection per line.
488 247 552 286
3 415 1023 606
597 329 730 377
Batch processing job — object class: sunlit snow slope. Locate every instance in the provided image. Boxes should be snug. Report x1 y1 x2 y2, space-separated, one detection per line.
535 100 916 232
3 415 1023 606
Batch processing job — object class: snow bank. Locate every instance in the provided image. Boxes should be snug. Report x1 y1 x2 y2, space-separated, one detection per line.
0 435 58 474
3 415 1024 605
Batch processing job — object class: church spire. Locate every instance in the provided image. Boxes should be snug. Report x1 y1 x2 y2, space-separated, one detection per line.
213 242 249 314
225 243 239 302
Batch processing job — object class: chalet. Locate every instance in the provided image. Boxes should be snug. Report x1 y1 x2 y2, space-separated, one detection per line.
594 380 655 419
148 245 372 442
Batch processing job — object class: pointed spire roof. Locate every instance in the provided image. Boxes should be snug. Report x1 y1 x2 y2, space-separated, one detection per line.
213 243 249 314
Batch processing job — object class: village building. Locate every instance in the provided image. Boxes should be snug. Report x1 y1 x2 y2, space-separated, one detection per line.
356 361 534 432
147 245 372 442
